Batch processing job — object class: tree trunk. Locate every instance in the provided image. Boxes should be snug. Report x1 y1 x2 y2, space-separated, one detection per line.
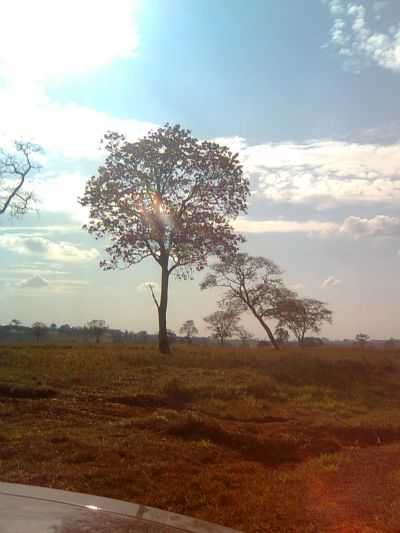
158 263 170 354
299 330 305 347
256 316 279 350
244 301 279 350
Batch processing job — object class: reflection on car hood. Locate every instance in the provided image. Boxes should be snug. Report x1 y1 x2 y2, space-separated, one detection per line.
0 482 241 532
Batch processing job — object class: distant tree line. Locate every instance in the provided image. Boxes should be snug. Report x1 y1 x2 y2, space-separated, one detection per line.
0 319 198 345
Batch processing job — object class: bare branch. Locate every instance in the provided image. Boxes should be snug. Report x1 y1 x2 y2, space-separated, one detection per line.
148 283 160 309
0 141 42 216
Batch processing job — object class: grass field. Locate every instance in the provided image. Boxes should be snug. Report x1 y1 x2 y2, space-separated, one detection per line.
1 343 400 532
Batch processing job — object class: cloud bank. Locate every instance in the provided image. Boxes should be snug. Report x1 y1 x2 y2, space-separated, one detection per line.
237 138 400 207
234 214 400 238
327 0 400 73
0 235 99 263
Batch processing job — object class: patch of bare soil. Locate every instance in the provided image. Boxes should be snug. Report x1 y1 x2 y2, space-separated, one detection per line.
306 443 400 532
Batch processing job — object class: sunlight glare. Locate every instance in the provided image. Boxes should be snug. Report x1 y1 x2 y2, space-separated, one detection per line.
0 0 140 83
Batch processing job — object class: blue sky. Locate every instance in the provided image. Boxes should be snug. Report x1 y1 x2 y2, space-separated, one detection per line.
0 0 400 340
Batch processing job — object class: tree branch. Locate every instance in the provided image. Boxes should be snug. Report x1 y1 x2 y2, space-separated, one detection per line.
148 284 160 309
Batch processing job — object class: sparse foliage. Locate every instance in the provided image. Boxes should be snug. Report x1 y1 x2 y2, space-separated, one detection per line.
201 253 294 349
204 300 242 345
276 298 332 345
86 320 108 344
179 320 199 343
0 141 42 216
80 124 249 354
236 326 255 346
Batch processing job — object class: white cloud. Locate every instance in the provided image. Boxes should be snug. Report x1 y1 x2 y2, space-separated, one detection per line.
234 214 400 239
0 0 154 224
0 235 99 263
34 172 89 223
47 279 89 294
0 265 68 277
228 138 400 207
0 88 156 220
0 225 80 234
329 0 346 16
340 215 400 238
0 0 139 83
327 0 400 72
17 275 88 293
233 217 337 234
19 275 49 289
213 136 247 154
322 276 341 288
0 87 156 160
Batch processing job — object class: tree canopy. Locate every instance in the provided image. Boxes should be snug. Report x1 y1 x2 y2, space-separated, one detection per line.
204 301 242 345
86 320 108 344
201 253 294 349
80 124 249 353
179 320 198 342
276 298 332 345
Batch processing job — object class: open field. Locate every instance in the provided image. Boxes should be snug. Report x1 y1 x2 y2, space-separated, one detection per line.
1 344 400 532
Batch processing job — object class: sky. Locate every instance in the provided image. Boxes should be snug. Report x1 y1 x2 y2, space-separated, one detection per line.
0 0 400 340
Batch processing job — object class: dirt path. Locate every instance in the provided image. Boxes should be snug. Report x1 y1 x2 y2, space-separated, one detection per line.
306 443 400 532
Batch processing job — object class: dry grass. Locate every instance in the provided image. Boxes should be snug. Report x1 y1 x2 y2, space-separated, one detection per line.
1 343 400 532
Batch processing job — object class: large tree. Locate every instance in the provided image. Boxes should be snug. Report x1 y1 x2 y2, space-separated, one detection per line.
0 141 41 216
276 297 332 345
80 124 249 353
201 253 294 349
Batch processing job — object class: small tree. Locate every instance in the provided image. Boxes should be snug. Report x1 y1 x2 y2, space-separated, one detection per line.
355 333 370 348
87 320 108 344
276 298 332 345
136 330 148 344
179 320 199 343
80 124 249 354
0 141 42 216
236 326 255 346
275 326 289 347
167 329 177 345
201 253 294 349
384 338 396 350
32 322 47 343
204 301 241 345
